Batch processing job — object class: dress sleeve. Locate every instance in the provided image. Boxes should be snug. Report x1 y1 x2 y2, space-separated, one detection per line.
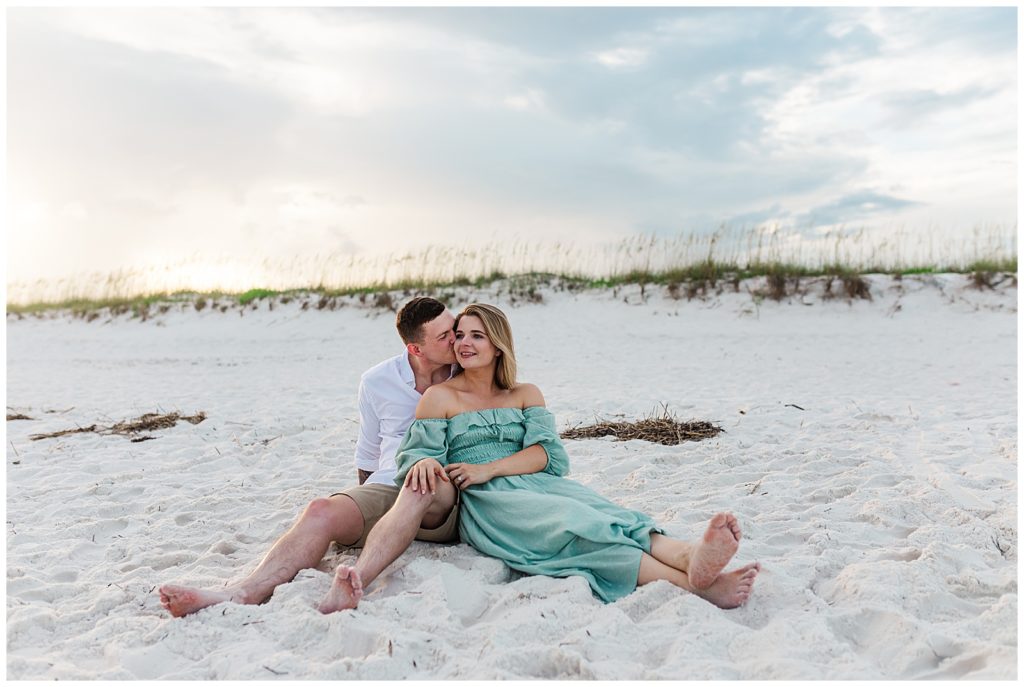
522 407 570 476
393 419 449 486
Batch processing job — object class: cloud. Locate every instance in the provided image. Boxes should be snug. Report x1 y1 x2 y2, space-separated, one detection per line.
6 7 1017 287
798 190 923 227
503 89 547 113
881 86 1002 128
592 47 649 70
386 7 687 57
28 7 545 117
724 204 790 228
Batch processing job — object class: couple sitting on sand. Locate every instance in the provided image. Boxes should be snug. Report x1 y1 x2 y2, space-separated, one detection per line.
160 297 759 617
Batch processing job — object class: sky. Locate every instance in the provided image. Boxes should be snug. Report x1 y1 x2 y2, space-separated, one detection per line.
5 6 1018 293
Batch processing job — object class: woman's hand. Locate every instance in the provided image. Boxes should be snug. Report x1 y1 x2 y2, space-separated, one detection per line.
403 458 449 495
444 462 494 490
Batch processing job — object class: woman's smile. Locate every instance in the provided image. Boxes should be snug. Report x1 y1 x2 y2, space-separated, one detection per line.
455 315 499 367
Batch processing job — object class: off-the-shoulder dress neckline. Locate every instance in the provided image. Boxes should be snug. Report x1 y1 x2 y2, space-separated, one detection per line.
414 406 548 423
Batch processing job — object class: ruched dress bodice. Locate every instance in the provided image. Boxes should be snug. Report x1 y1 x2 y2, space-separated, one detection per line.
395 407 660 602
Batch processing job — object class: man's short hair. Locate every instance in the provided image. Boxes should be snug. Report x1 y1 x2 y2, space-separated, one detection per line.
396 297 447 344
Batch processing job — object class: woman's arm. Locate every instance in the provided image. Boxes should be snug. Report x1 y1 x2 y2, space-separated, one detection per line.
444 382 554 489
446 444 548 489
515 382 554 470
400 386 452 494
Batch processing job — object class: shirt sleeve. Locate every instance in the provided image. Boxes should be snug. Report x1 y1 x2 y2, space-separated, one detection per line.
353 378 383 472
393 419 449 486
522 406 570 476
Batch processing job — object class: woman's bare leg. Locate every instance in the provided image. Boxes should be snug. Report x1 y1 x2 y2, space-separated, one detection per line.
648 513 742 589
637 553 759 609
648 534 694 572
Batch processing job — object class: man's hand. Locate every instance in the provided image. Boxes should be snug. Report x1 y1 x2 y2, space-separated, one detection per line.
403 458 449 495
444 462 495 490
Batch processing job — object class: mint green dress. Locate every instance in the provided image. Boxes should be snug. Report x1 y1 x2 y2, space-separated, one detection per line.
394 407 661 602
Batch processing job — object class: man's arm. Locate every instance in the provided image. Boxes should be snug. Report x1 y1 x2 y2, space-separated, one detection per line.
353 379 383 482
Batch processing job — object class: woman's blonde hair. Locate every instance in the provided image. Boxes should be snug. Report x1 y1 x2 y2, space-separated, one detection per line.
453 303 517 390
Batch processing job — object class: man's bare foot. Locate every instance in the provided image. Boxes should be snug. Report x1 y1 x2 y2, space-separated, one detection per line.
693 562 760 609
159 584 247 618
688 512 742 589
317 565 363 614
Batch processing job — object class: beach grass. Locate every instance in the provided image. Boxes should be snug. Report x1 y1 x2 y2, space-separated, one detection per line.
6 225 1016 315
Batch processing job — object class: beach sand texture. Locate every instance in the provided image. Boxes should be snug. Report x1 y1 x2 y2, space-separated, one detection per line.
6 274 1016 679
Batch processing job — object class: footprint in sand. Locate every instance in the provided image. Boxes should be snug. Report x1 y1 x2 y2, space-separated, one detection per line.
174 513 197 526
869 548 922 563
825 608 941 677
209 541 238 555
93 518 130 539
807 484 857 504
138 551 193 572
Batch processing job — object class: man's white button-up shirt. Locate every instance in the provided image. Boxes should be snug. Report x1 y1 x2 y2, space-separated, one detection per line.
354 352 427 486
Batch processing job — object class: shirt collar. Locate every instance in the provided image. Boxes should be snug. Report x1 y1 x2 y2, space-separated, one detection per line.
399 352 454 389
399 352 416 388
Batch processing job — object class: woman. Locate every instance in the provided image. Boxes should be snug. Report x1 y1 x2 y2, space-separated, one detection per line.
392 303 760 607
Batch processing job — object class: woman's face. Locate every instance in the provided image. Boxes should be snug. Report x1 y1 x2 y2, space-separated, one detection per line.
455 314 499 369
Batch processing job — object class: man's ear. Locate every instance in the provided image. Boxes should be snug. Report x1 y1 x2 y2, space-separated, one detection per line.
407 342 422 358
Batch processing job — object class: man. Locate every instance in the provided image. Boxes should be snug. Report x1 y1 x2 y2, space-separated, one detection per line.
159 297 460 617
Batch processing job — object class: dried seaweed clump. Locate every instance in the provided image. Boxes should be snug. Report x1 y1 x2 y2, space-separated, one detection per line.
29 411 206 441
110 411 206 434
560 407 723 446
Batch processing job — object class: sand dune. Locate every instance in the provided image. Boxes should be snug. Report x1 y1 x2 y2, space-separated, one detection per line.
6 273 1016 679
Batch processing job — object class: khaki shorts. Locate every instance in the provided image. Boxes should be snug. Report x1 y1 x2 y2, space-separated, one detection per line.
331 483 460 548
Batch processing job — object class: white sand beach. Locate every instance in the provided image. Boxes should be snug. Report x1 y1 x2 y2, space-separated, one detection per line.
5 273 1017 679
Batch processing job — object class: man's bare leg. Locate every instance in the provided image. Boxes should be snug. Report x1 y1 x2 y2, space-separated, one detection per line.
160 494 365 617
648 512 742 590
638 553 760 609
317 482 457 613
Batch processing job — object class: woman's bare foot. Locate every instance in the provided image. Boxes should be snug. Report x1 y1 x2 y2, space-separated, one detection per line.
159 584 248 618
688 512 742 589
317 565 363 614
693 562 760 609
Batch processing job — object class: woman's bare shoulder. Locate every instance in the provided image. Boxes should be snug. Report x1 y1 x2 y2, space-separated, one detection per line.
417 383 458 419
514 382 546 408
